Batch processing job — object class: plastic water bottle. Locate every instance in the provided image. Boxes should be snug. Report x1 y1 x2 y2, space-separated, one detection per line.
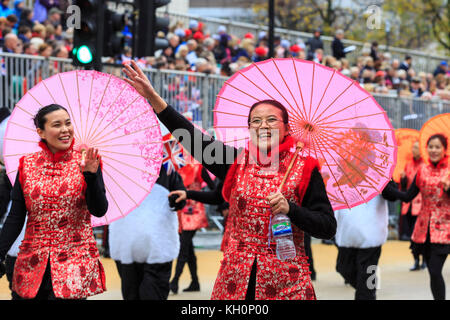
271 214 296 261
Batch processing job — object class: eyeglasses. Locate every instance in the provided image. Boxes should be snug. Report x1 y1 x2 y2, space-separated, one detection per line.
249 117 284 128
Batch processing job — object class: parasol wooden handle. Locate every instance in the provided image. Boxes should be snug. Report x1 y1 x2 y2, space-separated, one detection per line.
279 141 304 191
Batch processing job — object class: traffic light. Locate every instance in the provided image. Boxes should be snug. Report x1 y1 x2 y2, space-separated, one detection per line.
135 0 171 57
103 9 127 58
72 0 105 70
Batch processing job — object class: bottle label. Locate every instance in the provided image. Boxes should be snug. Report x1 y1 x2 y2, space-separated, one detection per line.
272 221 292 237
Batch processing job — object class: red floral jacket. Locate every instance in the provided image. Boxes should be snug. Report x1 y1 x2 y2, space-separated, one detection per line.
411 156 450 244
12 142 106 299
211 139 318 300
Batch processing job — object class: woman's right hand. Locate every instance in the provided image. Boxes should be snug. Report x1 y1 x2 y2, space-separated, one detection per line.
168 190 187 203
122 60 155 98
122 60 167 113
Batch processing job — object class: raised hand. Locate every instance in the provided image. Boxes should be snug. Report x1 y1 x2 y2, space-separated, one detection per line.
122 60 155 99
122 60 167 113
81 148 100 173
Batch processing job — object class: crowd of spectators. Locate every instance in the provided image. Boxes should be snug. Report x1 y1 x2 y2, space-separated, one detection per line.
148 22 449 101
0 0 71 59
0 0 449 101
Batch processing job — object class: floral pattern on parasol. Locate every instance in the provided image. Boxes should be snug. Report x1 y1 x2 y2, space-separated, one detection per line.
3 70 163 227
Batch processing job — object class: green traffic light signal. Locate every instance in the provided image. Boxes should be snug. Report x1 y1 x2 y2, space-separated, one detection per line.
73 45 93 64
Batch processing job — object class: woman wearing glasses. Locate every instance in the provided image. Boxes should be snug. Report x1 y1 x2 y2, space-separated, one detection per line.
123 61 336 300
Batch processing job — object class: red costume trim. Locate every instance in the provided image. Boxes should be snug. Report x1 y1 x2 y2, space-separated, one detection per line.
296 156 320 202
38 139 75 163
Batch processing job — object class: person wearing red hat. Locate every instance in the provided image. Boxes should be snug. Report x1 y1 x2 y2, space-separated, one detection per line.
244 32 254 39
193 31 204 43
253 46 268 62
184 29 192 40
290 44 301 53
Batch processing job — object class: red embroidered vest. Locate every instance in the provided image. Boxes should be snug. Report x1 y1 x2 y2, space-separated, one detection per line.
211 147 318 300
12 142 106 299
178 165 208 231
411 156 450 244
401 158 423 216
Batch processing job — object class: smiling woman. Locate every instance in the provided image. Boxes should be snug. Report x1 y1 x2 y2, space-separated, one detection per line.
0 104 109 300
247 100 290 154
385 133 450 300
122 60 337 301
33 104 74 152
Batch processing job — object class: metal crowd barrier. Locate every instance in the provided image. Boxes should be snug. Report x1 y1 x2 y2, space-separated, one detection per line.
1 52 448 133
1 52 448 237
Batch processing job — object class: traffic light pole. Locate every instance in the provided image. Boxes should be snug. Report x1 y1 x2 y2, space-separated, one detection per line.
72 1 105 71
135 0 171 58
94 4 105 71
268 0 274 59
135 0 156 57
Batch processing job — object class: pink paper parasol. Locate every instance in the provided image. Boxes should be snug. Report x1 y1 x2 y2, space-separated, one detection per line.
3 70 163 227
213 58 397 210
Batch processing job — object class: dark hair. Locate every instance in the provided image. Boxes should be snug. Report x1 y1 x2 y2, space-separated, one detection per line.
33 104 69 130
18 25 31 35
427 133 448 150
248 99 289 125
